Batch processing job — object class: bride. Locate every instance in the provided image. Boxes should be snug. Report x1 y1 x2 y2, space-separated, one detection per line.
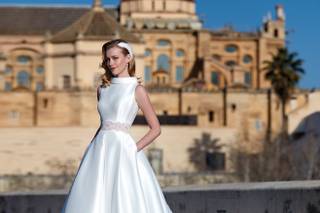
61 39 173 213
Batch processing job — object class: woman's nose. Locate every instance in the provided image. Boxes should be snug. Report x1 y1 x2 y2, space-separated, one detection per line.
108 60 114 67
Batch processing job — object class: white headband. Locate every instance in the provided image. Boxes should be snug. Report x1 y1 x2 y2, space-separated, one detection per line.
117 42 133 59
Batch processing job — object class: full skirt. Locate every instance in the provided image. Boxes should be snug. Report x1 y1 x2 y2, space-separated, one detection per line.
61 129 172 213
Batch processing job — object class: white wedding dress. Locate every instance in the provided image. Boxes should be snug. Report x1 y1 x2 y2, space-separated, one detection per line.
61 76 172 213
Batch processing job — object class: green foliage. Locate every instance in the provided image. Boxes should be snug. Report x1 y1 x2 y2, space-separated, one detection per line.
188 132 223 171
263 47 304 103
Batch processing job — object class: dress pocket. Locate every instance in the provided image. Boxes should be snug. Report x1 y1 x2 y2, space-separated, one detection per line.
128 141 138 153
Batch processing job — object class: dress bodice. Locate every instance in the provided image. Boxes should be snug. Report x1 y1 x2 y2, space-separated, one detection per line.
97 77 139 129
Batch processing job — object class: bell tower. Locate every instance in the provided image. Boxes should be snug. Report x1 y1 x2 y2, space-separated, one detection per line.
261 4 286 39
120 0 202 30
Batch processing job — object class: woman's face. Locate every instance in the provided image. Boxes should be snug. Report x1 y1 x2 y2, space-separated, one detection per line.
106 46 130 77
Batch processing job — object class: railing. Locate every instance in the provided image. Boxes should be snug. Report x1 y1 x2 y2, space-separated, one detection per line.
134 115 198 125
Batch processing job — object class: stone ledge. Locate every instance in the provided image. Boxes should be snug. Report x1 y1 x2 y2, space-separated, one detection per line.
0 180 319 213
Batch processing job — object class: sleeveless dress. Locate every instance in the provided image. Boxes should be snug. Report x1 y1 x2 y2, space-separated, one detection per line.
61 76 172 213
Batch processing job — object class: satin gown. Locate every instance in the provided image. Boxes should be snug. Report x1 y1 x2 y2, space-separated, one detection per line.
61 77 172 213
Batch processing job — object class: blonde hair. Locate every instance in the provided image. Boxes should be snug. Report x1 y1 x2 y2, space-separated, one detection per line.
100 39 136 87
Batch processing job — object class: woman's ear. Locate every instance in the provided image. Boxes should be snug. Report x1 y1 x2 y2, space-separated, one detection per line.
127 54 131 62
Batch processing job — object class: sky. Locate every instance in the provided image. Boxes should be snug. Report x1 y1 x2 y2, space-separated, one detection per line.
0 0 319 89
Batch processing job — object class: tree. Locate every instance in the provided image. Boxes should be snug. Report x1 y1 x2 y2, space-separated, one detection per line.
263 47 304 179
188 132 224 172
263 47 304 138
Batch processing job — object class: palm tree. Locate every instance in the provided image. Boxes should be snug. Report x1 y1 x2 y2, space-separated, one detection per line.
263 47 304 139
188 132 224 171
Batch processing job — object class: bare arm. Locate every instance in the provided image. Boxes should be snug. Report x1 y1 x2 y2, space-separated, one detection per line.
135 85 161 152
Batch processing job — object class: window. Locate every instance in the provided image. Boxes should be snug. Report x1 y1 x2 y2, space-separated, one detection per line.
4 82 12 91
144 49 152 57
225 44 238 53
243 55 253 64
255 119 262 131
43 98 48 108
231 103 237 112
274 29 279 38
17 55 31 64
147 148 163 174
5 66 12 74
206 152 225 171
36 82 44 91
157 54 170 71
176 49 185 57
187 106 192 113
36 66 44 74
264 23 269 32
211 71 220 85
17 71 30 87
225 60 237 67
244 72 252 85
8 110 20 120
212 54 221 61
63 75 71 89
176 66 184 82
157 40 170 47
144 66 151 82
208 110 215 122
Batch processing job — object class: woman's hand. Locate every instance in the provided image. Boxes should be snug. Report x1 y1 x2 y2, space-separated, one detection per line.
134 84 161 150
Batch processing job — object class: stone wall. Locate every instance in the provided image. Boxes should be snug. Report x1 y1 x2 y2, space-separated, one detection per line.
0 126 237 176
0 180 319 213
0 89 284 133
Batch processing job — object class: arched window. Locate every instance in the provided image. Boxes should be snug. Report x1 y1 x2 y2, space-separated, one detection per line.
157 54 170 71
243 55 253 64
145 49 152 57
225 44 238 53
176 49 185 57
17 71 30 87
157 40 170 47
36 66 45 74
17 55 32 64
211 71 220 85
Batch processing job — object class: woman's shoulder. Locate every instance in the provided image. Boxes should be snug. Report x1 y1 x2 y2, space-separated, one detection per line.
135 83 149 99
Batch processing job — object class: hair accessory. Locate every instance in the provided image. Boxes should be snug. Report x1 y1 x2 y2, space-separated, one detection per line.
117 42 133 59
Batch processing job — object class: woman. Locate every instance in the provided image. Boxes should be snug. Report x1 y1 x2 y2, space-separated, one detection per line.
61 39 173 213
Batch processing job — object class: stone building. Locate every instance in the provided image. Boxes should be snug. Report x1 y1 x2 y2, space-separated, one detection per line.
1 0 309 178
0 0 286 91
0 0 286 128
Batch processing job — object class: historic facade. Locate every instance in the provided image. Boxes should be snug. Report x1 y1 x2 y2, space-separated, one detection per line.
0 0 286 92
0 0 318 179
